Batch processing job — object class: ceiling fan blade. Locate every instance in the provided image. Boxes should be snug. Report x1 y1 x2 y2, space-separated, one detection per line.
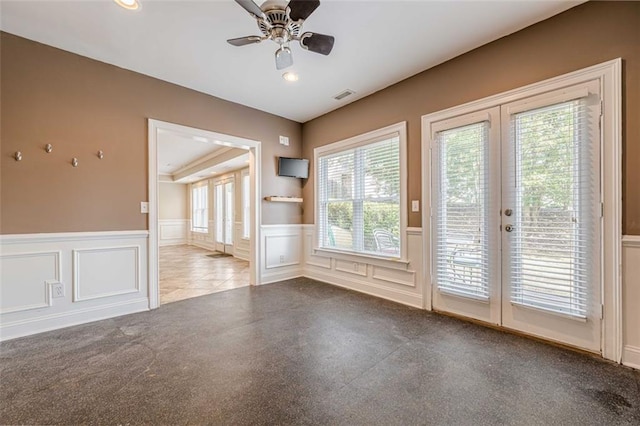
288 0 320 21
275 46 293 70
227 36 263 47
234 0 266 19
300 32 334 55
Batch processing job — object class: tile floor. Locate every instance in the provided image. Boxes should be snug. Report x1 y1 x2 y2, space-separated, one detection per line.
159 244 250 304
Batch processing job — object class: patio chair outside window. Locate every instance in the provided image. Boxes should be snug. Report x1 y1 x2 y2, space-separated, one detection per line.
373 229 400 255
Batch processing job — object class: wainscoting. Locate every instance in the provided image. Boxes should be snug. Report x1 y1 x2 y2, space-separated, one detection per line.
302 225 424 308
188 220 216 251
234 222 250 261
159 219 188 246
2 226 638 373
260 224 303 284
622 235 640 369
0 231 149 340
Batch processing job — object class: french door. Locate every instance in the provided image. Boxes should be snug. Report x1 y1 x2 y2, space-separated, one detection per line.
214 177 234 254
431 81 602 352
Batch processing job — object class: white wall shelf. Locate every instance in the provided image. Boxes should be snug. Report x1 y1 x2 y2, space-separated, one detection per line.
264 196 303 203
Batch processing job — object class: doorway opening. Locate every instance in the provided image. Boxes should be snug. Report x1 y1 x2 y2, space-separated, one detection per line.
148 119 261 308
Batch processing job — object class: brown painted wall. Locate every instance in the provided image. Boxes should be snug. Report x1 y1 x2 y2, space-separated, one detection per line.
301 1 640 234
0 32 303 234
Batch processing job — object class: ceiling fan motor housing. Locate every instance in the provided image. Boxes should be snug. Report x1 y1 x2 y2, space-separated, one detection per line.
258 4 302 44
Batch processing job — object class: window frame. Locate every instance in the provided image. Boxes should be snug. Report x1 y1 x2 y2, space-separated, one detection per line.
190 181 209 234
313 122 408 264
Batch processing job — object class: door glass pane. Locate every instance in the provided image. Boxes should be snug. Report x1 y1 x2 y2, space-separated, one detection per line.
215 184 223 244
225 182 234 245
434 122 489 299
510 100 594 317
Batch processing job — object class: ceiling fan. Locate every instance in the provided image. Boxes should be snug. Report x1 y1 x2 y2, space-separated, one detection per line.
227 0 335 70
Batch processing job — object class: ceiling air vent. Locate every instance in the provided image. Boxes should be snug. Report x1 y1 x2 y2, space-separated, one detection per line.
334 89 355 101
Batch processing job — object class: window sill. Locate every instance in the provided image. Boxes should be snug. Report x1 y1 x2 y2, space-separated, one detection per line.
313 248 410 271
191 229 208 234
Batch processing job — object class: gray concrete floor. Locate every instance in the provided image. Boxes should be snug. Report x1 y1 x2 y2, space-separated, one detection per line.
1 278 639 425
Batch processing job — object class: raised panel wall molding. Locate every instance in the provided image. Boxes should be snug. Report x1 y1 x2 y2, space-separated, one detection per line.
0 231 148 341
622 346 640 370
73 246 141 302
300 225 424 308
159 219 188 246
372 266 416 287
622 236 640 369
0 251 61 314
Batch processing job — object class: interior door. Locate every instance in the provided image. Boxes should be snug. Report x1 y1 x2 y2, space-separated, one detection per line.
500 82 602 351
430 81 602 352
215 177 234 253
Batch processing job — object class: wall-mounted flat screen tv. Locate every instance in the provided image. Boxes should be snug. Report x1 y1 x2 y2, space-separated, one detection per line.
278 157 309 179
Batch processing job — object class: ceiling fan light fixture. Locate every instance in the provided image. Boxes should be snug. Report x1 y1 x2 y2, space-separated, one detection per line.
114 0 141 11
282 72 299 82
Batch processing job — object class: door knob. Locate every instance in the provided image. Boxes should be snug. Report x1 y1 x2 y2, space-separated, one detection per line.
505 224 514 232
504 208 513 216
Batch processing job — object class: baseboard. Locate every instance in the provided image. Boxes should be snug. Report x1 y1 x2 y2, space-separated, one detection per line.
189 240 216 251
304 270 423 309
0 298 149 341
622 345 640 370
159 239 187 247
261 270 304 285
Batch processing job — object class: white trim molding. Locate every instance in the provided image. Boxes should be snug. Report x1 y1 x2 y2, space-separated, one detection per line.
622 235 640 369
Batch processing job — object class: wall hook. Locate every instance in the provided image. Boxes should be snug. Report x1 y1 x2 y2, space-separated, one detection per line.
98 150 104 159
72 158 78 167
14 151 22 161
45 144 53 153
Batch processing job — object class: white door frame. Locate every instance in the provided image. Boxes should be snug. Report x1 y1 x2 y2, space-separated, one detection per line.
147 119 262 309
421 59 622 362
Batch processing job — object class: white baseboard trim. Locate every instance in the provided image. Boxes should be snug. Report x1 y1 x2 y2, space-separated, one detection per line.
189 240 217 251
261 269 304 285
622 345 640 370
304 269 423 309
0 298 149 341
160 239 187 247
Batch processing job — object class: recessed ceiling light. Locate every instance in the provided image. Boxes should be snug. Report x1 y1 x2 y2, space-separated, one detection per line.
114 0 141 11
282 72 299 82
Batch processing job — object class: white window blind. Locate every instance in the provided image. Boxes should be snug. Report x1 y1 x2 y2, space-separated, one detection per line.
434 122 490 299
318 135 401 257
242 173 250 239
191 184 208 233
509 98 597 317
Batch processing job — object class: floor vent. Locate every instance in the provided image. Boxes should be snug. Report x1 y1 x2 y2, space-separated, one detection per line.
334 89 355 101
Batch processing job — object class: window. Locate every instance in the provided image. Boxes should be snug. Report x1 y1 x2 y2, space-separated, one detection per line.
191 183 208 233
242 170 250 239
315 122 406 258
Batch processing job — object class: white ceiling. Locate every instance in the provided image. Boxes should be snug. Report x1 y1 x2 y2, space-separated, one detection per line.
158 129 249 183
0 0 583 123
